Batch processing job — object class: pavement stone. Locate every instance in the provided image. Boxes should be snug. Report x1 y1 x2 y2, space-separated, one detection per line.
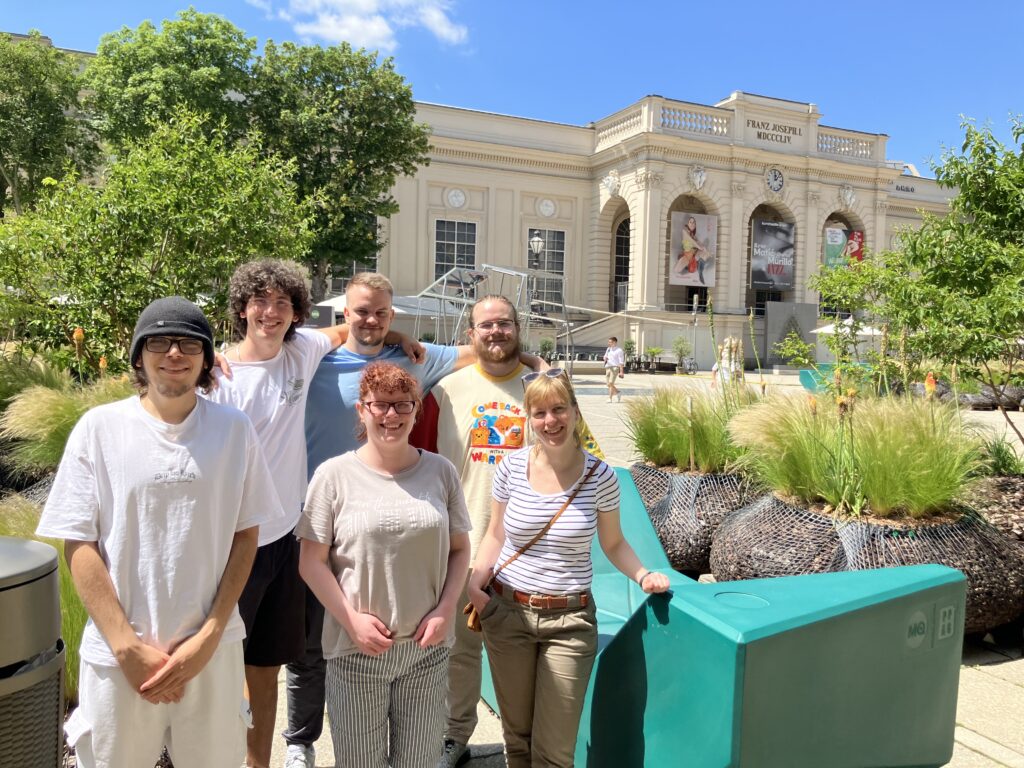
264 370 1024 766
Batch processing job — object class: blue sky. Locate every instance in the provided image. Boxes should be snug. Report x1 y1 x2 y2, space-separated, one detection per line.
5 0 1022 176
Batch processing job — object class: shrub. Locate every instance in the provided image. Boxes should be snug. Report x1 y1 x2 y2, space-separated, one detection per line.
0 494 87 705
729 394 985 518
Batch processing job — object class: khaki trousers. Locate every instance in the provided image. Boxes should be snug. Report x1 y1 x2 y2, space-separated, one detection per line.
445 579 483 743
481 588 598 768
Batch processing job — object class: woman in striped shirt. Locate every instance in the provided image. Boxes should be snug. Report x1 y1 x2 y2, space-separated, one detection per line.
467 370 669 768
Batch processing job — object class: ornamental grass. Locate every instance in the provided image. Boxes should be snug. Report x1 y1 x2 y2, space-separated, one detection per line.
0 376 133 475
728 393 985 519
625 385 756 473
0 493 87 705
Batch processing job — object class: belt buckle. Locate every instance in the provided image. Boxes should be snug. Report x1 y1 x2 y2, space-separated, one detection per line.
528 594 546 609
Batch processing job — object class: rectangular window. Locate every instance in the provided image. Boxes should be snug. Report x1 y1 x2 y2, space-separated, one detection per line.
527 229 566 313
435 220 477 279
753 290 783 317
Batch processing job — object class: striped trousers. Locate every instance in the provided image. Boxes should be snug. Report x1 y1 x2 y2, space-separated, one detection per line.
326 642 449 768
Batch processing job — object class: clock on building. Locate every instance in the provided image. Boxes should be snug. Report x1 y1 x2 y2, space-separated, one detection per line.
446 188 466 208
766 168 784 193
538 198 557 218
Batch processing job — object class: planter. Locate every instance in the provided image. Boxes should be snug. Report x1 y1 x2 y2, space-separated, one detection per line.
965 475 1024 545
710 494 1024 633
630 464 749 574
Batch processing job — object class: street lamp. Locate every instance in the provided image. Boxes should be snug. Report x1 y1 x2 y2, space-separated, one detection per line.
529 231 544 261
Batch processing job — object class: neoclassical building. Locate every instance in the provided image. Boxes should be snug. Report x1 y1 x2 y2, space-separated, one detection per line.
378 91 951 367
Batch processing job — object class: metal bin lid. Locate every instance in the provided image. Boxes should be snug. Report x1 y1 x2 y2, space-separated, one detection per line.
0 537 58 590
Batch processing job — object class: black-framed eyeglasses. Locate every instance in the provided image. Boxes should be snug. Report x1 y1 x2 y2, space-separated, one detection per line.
521 368 566 390
472 320 517 333
144 336 205 355
361 400 417 416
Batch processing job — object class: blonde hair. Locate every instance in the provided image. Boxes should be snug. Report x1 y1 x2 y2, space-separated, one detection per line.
523 373 586 448
347 272 394 297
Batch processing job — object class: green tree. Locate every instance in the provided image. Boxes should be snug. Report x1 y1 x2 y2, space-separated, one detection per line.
250 40 431 299
813 118 1024 440
82 9 255 150
0 110 311 374
0 31 98 216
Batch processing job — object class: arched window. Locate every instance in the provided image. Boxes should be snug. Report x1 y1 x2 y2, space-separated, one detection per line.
613 218 630 311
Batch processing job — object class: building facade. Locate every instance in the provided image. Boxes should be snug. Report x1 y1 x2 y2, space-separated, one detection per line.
379 91 951 367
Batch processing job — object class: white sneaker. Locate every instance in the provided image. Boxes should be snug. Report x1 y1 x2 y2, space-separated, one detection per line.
607 396 613 402
437 739 470 767
284 743 315 768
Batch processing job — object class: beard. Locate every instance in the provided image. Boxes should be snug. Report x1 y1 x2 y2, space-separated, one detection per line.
475 335 520 364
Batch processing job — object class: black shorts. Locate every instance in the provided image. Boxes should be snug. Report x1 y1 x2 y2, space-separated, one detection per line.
238 532 306 667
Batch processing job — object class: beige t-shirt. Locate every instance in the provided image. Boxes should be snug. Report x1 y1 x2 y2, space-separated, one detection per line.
432 364 528 557
297 450 472 658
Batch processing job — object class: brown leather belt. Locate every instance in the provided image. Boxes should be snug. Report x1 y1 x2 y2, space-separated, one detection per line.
492 579 589 610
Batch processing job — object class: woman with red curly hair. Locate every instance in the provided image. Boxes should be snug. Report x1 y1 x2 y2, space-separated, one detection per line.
297 362 472 767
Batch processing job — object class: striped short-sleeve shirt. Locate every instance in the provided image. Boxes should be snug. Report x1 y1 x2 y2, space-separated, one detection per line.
491 448 619 594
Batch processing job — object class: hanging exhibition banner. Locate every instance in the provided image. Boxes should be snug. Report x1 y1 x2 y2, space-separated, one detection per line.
823 227 864 268
669 211 718 287
750 220 796 289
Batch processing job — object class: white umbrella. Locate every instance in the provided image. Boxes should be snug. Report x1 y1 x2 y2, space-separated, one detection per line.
811 316 882 337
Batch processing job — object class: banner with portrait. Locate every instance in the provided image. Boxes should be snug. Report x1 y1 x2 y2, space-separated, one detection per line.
823 227 864 268
669 212 718 287
750 220 796 289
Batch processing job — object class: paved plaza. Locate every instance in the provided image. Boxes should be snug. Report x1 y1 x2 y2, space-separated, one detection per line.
267 371 1024 767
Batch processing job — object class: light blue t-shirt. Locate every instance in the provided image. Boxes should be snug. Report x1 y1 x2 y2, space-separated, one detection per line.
304 343 459 477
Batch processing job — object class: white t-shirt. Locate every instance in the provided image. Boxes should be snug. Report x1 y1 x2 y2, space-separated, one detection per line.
491 449 619 594
36 396 280 667
206 327 334 544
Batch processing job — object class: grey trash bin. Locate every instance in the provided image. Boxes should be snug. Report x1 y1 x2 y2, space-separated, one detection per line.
0 536 65 768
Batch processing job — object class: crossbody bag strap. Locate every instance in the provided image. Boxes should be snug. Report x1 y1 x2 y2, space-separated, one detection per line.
487 459 601 587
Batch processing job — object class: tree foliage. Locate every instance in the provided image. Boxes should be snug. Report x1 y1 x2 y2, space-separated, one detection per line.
251 40 431 299
82 9 255 150
80 10 431 300
812 118 1024 438
0 31 98 216
0 110 311 374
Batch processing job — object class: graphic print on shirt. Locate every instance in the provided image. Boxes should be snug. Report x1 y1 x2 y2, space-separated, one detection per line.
279 376 305 406
343 493 443 539
467 399 526 465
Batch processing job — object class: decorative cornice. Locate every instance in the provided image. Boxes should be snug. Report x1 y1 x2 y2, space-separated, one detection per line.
429 146 590 178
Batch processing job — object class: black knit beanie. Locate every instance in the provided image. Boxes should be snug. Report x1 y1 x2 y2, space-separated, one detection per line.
130 297 215 369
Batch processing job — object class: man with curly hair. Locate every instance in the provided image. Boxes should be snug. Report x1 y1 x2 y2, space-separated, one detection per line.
206 259 421 768
38 297 280 767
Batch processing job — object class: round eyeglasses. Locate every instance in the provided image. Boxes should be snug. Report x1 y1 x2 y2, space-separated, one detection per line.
472 320 516 333
144 336 205 355
361 400 417 416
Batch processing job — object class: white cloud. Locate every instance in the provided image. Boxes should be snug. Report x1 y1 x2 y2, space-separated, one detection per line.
275 0 468 51
295 12 397 51
244 0 273 13
415 4 467 45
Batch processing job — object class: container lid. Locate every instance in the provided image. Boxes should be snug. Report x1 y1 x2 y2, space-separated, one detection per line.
0 537 58 590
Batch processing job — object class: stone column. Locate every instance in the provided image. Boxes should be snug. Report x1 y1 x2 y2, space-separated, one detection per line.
628 165 665 312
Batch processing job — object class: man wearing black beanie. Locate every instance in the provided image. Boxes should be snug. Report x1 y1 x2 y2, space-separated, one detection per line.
37 296 282 768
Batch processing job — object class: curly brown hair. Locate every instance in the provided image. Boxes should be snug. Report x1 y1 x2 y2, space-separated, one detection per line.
354 362 422 442
228 259 311 342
